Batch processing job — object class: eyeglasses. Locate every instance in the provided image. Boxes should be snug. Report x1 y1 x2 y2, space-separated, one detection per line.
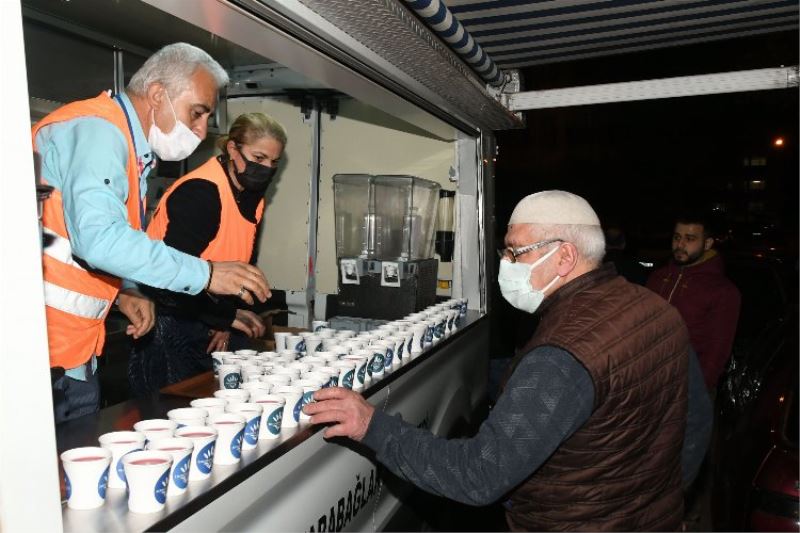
497 239 563 263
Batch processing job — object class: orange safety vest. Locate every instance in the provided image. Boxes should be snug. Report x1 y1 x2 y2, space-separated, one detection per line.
32 91 142 369
147 157 264 263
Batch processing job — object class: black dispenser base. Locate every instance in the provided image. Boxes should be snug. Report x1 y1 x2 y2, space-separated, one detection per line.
336 258 438 320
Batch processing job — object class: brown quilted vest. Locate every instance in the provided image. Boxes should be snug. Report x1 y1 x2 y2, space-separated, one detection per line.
504 264 689 532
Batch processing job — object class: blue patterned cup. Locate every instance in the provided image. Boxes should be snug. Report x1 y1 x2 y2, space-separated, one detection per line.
175 426 218 481
98 431 145 490
250 394 286 439
121 450 172 514
60 446 112 510
225 402 263 451
209 413 246 465
147 437 194 498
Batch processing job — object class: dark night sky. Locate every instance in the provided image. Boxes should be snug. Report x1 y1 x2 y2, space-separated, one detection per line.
494 31 799 258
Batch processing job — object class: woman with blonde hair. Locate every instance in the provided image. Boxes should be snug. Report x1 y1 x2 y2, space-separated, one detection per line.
130 112 287 395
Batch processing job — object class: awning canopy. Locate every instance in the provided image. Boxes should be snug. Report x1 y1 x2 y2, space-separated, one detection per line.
442 0 799 69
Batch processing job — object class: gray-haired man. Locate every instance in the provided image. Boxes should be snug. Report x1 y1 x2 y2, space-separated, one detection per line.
34 42 271 422
306 190 711 531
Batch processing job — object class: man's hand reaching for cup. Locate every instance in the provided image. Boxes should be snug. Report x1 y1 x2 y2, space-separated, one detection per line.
207 261 271 305
303 387 375 441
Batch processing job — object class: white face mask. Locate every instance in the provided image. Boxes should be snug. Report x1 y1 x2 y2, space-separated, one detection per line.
498 244 561 313
147 92 201 161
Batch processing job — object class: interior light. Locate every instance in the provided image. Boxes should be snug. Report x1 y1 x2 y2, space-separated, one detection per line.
774 137 785 147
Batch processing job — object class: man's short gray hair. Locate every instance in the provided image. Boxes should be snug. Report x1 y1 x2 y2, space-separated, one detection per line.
531 223 606 267
127 43 229 98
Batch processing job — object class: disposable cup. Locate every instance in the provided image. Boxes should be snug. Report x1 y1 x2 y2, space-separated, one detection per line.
210 351 232 376
304 335 323 355
147 438 194 498
316 329 335 339
272 367 300 381
241 381 270 396
293 379 323 421
190 397 227 417
342 354 369 391
250 394 286 439
303 370 334 388
213 388 250 404
262 373 292 389
272 332 291 352
218 363 242 390
311 320 329 332
167 407 208 429
300 355 325 366
410 325 428 355
273 385 303 428
133 419 177 446
209 413 246 465
225 402 263 450
174 426 217 481
121 450 172 513
60 447 112 510
276 350 298 363
98 431 146 490
331 360 357 389
286 335 305 354
222 355 246 365
288 361 313 374
235 349 258 357
374 340 396 372
315 351 341 364
367 344 387 379
321 337 340 351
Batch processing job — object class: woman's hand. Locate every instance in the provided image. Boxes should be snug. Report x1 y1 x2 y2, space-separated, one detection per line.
232 309 266 338
207 330 230 353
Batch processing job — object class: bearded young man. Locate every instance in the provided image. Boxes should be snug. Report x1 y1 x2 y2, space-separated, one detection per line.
647 212 741 392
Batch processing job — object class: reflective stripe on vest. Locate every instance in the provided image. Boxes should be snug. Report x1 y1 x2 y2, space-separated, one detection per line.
43 281 110 320
32 91 141 368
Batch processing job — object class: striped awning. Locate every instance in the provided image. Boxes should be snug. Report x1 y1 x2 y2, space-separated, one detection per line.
441 0 799 69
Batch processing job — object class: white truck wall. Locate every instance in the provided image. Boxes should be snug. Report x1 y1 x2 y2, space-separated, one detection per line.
227 97 314 293
317 98 457 297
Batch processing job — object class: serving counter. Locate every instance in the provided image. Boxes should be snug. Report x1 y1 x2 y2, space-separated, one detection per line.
57 311 489 532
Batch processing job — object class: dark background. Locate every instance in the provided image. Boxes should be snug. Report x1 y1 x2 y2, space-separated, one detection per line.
489 30 798 356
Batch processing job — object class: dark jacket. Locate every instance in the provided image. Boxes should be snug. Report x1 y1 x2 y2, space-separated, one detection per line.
506 265 689 531
647 251 741 389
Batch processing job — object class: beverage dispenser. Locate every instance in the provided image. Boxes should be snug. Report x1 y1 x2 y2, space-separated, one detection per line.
333 174 441 319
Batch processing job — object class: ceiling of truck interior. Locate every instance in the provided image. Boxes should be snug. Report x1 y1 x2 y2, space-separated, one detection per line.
441 0 799 69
